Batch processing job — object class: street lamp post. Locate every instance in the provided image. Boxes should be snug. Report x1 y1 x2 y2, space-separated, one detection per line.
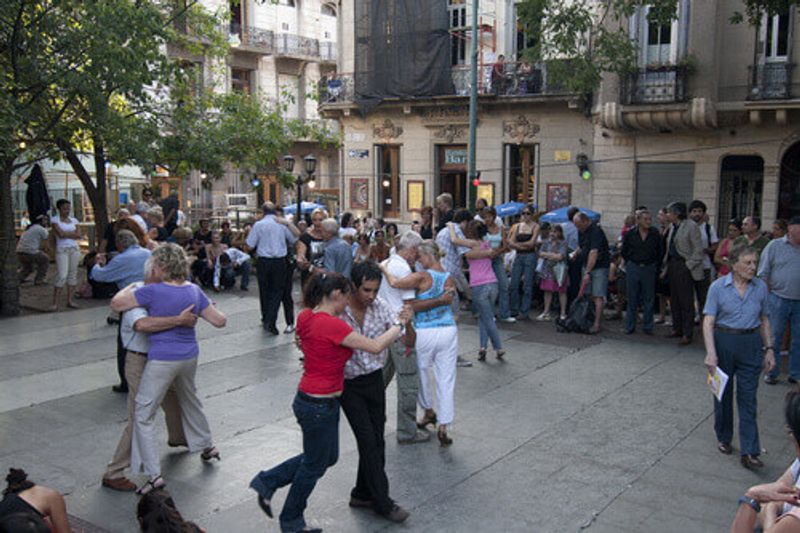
283 154 317 223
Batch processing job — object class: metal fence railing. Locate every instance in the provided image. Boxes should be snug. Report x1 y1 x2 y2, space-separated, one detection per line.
621 65 689 105
748 62 794 100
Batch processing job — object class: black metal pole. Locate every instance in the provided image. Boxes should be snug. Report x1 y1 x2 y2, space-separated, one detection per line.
296 176 302 224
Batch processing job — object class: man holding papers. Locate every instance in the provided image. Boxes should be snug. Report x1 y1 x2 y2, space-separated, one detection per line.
702 244 774 469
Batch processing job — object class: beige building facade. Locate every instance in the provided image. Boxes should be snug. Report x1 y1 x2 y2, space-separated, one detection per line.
322 1 800 236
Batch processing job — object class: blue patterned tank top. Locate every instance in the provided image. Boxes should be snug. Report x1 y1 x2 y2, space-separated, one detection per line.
414 269 455 329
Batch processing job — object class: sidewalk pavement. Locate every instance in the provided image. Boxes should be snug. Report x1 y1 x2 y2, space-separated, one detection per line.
0 290 793 532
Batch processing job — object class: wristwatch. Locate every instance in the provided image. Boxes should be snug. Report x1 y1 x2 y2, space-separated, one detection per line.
738 495 761 513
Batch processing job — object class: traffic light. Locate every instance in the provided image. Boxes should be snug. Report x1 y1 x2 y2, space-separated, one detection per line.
576 153 591 181
472 171 481 187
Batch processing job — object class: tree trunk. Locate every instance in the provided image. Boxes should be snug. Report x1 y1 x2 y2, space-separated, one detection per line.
0 158 21 316
58 139 108 250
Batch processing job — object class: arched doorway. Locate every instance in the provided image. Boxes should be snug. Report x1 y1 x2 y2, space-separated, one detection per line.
718 155 764 236
779 142 800 220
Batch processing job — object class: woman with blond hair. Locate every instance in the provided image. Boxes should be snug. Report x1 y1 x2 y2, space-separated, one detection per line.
296 207 328 288
111 244 227 495
381 240 458 446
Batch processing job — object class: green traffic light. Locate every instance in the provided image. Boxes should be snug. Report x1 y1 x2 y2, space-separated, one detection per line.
582 170 591 180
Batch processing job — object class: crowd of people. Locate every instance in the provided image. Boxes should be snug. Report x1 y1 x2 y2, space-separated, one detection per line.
8 183 800 532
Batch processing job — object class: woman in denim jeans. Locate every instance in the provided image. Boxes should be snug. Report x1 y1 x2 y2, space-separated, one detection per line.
250 272 410 533
479 206 514 323
508 207 540 320
451 221 504 361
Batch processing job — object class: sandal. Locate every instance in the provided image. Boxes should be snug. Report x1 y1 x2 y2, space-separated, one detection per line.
136 475 165 495
417 410 437 429
437 426 453 447
201 446 221 462
478 349 487 362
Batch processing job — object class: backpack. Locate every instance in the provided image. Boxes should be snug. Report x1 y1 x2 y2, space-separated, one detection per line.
556 295 596 334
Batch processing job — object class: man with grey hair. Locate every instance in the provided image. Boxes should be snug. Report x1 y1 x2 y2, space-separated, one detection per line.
319 217 353 278
90 228 152 393
435 192 454 232
245 201 301 334
127 200 148 232
378 230 430 444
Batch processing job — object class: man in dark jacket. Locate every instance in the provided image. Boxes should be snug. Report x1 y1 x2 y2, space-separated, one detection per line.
621 210 663 335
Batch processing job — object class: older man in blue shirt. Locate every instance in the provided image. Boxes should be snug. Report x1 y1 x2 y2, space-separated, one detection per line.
90 229 151 394
245 202 301 335
703 244 774 469
318 218 353 279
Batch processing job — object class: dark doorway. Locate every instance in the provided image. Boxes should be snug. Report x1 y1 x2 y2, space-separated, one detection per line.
437 145 467 208
779 142 800 221
506 144 538 204
718 156 764 236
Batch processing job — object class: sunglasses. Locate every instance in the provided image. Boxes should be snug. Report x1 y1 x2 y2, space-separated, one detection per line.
522 211 532 216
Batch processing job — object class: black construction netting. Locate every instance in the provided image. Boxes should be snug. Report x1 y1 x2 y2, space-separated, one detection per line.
354 0 453 114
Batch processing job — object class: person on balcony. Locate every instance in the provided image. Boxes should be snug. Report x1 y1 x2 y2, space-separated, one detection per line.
491 54 506 95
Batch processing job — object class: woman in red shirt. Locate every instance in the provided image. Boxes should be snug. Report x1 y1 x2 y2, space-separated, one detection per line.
250 272 410 533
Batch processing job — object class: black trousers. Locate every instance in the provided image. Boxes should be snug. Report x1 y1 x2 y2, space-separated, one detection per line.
693 268 711 316
340 369 393 515
668 257 695 339
566 257 583 306
281 259 295 326
256 257 287 328
116 319 127 388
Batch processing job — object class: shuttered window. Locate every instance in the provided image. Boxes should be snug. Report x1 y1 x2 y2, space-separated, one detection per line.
636 162 694 212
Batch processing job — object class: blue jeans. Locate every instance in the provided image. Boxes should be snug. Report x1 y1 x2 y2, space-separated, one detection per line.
220 261 251 290
625 263 656 333
250 392 340 532
492 256 511 319
713 331 762 456
510 253 536 318
473 283 502 350
768 294 800 380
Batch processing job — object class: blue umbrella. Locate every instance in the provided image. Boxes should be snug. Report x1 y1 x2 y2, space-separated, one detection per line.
539 206 601 224
282 201 326 214
495 201 528 217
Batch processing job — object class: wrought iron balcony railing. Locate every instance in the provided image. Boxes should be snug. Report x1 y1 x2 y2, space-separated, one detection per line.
621 65 689 105
229 23 275 54
274 33 320 58
748 62 794 100
318 62 564 105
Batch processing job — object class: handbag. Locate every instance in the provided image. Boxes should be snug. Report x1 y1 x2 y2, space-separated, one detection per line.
553 261 567 287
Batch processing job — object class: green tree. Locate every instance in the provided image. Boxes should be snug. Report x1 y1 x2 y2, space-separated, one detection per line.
0 0 336 315
516 0 800 96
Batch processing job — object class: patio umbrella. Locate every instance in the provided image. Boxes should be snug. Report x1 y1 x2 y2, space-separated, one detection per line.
539 206 601 224
494 201 528 217
282 201 326 214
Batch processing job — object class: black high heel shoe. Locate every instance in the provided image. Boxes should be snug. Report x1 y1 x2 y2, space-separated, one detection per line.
437 426 453 447
201 446 221 462
417 410 437 429
257 495 273 518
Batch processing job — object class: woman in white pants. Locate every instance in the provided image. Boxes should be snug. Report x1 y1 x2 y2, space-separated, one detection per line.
381 241 458 446
111 244 227 494
50 199 82 311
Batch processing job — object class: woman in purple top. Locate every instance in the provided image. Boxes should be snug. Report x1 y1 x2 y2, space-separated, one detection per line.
111 244 226 495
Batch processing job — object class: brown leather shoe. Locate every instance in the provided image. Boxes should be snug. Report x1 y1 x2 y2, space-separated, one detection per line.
741 455 764 469
102 476 137 492
678 336 692 346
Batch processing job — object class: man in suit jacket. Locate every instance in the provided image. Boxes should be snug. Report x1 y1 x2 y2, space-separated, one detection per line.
663 201 704 345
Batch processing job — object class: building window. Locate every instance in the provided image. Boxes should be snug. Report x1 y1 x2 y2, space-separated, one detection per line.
376 145 400 218
719 156 764 235
762 10 790 60
449 0 468 66
505 145 538 204
514 4 537 61
231 68 252 94
229 0 243 37
279 0 295 6
321 3 336 17
633 4 684 66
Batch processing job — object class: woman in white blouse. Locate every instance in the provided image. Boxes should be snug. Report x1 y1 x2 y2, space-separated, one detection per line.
50 199 82 311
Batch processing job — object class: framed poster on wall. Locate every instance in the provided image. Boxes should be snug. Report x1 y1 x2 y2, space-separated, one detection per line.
350 178 369 210
406 180 425 212
546 183 571 212
476 183 494 206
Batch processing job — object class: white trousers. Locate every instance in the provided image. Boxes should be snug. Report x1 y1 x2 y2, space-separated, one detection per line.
415 325 458 425
54 246 80 287
131 358 213 477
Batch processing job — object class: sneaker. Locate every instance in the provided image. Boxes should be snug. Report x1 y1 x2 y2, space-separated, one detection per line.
499 316 517 323
456 355 473 367
764 375 779 385
284 324 296 334
398 429 431 444
382 505 410 523
536 312 550 321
